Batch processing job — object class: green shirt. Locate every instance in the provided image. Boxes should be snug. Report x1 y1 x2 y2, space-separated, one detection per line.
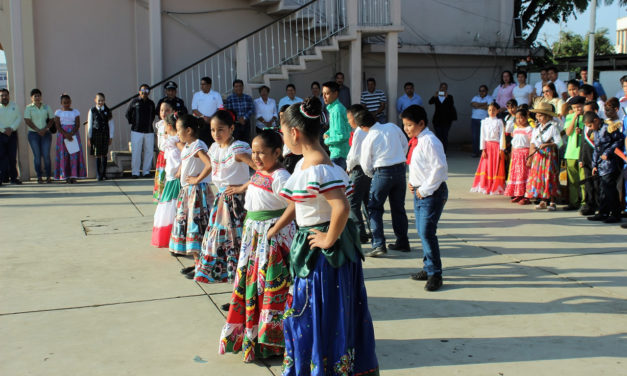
323 99 351 159
24 103 54 131
0 102 21 131
564 113 585 160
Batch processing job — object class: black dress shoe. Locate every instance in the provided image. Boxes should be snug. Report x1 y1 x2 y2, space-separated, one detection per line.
425 275 443 291
562 205 579 211
579 206 596 216
410 270 428 281
587 214 608 221
621 223 627 229
365 246 387 257
603 216 621 224
10 179 22 185
388 242 411 252
131 175 139 179
359 233 369 244
180 266 195 274
221 303 230 311
185 270 195 279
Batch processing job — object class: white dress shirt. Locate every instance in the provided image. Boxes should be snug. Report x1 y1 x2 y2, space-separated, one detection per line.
480 117 506 150
346 127 366 172
530 121 563 148
254 97 277 129
359 122 408 178
409 128 448 197
87 107 114 138
552 79 567 98
191 90 223 117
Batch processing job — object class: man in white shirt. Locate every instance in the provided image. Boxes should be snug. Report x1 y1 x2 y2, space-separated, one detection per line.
547 67 568 101
277 84 303 111
470 85 493 157
191 76 223 145
346 104 372 244
254 85 278 131
357 106 409 257
401 104 448 291
534 68 549 97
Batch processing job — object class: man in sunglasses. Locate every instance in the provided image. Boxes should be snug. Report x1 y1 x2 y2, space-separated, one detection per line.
125 84 156 178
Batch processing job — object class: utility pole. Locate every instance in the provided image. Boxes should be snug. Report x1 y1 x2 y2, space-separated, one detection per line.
587 0 597 84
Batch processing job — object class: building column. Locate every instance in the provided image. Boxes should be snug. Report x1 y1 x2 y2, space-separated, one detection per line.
236 39 251 96
385 32 398 122
149 0 162 93
349 32 362 107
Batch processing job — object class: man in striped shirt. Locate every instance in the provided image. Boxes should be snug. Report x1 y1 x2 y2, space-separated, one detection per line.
360 77 387 123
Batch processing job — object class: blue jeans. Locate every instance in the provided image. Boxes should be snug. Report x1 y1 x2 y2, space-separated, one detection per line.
413 182 448 276
471 119 481 156
368 163 408 248
331 157 346 171
28 131 52 178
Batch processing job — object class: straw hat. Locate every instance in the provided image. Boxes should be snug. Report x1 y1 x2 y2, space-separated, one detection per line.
530 102 558 117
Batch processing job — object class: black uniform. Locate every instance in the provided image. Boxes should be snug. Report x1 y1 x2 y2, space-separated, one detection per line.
579 128 598 211
156 96 188 118
125 97 156 133
89 106 111 157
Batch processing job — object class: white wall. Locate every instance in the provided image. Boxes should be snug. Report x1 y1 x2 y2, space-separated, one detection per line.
599 71 627 99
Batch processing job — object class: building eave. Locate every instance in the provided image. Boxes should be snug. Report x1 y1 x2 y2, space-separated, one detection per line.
364 43 530 57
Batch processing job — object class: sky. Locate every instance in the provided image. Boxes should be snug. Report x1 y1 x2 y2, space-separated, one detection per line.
538 1 626 47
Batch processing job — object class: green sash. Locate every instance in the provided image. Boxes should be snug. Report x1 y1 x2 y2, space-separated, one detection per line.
290 219 364 278
245 208 285 222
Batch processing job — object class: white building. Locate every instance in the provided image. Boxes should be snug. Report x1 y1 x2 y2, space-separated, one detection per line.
1 0 527 179
617 16 627 54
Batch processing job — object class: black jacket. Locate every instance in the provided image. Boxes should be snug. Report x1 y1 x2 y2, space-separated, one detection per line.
428 95 457 127
125 97 156 133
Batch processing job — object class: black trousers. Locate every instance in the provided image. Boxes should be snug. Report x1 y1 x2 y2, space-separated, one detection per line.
581 165 599 210
349 166 372 235
234 119 251 144
0 132 19 182
434 123 451 153
598 170 621 217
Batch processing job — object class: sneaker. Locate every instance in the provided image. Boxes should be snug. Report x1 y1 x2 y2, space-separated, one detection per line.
603 216 621 224
388 242 411 252
535 201 547 210
587 214 608 221
410 270 428 281
180 266 195 274
424 275 443 291
365 246 387 257
221 303 230 311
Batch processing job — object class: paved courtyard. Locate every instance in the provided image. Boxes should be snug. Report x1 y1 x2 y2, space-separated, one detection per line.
1 151 626 376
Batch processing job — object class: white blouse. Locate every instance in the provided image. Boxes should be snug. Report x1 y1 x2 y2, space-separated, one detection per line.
163 135 181 181
346 127 366 172
509 126 533 149
530 121 563 148
55 109 80 126
180 139 211 187
244 169 291 212
512 84 533 106
209 140 252 190
155 120 167 151
280 160 353 227
480 117 506 150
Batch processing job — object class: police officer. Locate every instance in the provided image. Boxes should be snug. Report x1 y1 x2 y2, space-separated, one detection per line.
156 81 188 119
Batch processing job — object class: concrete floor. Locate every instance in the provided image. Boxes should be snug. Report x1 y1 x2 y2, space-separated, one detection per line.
1 151 626 376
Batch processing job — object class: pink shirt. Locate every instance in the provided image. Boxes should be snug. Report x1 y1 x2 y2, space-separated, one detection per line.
492 84 516 108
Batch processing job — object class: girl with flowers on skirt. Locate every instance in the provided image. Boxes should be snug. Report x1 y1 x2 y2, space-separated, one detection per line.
470 102 506 195
269 97 379 376
54 94 87 183
152 113 183 248
194 110 256 284
504 107 534 204
170 114 214 277
525 102 563 211
219 129 295 363
153 102 173 202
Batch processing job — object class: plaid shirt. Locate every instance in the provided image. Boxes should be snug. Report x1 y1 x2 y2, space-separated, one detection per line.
225 93 254 120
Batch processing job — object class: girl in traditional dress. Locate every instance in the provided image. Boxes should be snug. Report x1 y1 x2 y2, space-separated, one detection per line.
152 113 183 248
470 102 506 195
87 93 114 181
525 102 563 211
504 107 534 204
219 129 295 362
194 110 256 284
54 94 87 183
269 97 379 376
170 114 214 277
153 102 173 201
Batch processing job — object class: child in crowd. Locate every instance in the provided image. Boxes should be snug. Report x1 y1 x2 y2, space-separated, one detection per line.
219 130 295 362
579 101 600 215
562 96 586 210
525 103 563 211
504 107 533 204
269 97 379 375
87 93 114 181
587 100 625 223
195 110 256 284
152 114 183 248
470 102 506 195
54 94 86 183
170 114 214 277
153 102 173 201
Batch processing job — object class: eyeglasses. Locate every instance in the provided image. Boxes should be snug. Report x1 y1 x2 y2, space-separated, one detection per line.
141 89 150 94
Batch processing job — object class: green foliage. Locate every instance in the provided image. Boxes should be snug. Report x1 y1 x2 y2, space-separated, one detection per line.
550 28 616 58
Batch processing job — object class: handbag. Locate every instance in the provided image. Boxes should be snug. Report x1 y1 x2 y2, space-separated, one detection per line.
48 117 57 134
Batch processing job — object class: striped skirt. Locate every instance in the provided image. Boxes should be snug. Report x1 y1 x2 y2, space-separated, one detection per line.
151 179 181 248
525 146 559 200
169 182 214 255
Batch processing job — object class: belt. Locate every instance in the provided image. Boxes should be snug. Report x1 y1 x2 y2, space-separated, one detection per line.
374 162 405 172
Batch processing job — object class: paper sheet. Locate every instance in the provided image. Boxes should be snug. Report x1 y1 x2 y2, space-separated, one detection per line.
64 137 80 154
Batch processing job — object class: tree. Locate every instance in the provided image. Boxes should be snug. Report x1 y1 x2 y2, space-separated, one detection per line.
550 28 615 58
515 0 627 46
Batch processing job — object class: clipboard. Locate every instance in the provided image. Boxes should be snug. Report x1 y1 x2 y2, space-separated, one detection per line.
64 137 80 154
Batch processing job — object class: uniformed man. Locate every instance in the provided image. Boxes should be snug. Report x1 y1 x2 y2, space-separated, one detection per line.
156 81 187 119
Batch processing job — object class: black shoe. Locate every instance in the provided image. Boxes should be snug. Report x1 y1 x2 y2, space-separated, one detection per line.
562 205 579 211
587 214 608 221
185 270 195 279
425 275 443 291
360 233 369 244
180 266 195 274
365 246 387 257
410 270 428 281
388 242 411 252
10 179 22 185
220 303 230 311
580 206 596 216
170 252 180 257
621 223 627 229
603 216 621 224
131 175 139 179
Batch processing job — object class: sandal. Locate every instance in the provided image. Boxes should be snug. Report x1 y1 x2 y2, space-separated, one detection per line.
535 201 547 210
547 203 557 211
518 198 530 205
511 196 522 203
